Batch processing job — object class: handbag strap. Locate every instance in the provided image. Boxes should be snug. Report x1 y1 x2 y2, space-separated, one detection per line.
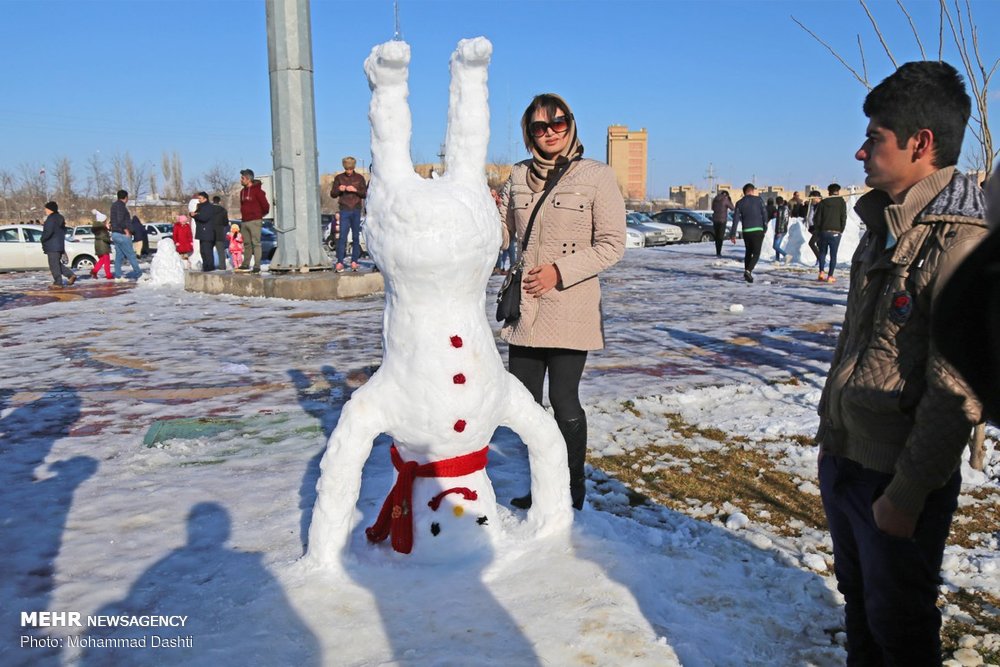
519 157 578 254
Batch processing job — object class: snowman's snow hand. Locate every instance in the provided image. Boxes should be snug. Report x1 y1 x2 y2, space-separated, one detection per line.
364 40 411 88
453 36 492 68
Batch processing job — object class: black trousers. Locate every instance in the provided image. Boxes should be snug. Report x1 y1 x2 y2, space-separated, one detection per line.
199 240 215 271
507 344 587 420
742 230 765 273
47 252 75 284
820 455 959 665
713 222 727 256
214 226 229 269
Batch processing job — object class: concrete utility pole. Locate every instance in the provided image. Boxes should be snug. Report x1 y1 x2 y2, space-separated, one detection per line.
265 0 328 271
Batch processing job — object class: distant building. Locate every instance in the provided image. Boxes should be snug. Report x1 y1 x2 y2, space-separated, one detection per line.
607 125 648 201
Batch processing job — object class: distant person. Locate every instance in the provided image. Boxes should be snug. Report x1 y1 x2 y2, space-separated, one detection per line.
491 188 511 274
813 183 848 282
772 196 790 263
729 183 767 283
331 156 368 272
817 60 987 664
765 197 776 223
172 214 194 260
90 212 113 279
110 190 142 281
130 215 148 257
789 191 806 217
192 192 221 271
804 189 822 261
40 201 77 288
212 196 230 270
237 168 270 273
711 189 734 257
227 223 244 270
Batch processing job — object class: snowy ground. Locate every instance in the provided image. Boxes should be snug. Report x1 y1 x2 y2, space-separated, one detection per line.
1 239 997 667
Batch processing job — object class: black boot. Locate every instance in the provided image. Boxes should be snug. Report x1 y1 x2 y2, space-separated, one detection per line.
510 416 588 511
559 416 587 510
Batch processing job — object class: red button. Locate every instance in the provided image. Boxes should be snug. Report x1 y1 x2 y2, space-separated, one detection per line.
450 336 463 348
453 420 466 433
453 373 466 384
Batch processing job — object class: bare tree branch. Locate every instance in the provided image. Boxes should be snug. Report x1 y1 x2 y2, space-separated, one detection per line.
896 0 926 59
791 15 871 89
860 0 897 68
938 1 944 60
857 34 869 83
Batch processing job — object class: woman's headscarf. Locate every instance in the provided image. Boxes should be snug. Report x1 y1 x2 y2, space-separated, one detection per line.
521 93 584 193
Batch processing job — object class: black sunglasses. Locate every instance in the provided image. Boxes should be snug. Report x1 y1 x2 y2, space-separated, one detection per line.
528 114 573 138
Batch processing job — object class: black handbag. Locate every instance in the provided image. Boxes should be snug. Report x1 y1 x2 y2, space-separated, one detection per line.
495 160 574 324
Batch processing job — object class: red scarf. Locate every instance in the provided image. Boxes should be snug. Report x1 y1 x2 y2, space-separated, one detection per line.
366 445 489 554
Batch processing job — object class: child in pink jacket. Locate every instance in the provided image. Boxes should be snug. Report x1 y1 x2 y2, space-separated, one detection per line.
227 224 244 269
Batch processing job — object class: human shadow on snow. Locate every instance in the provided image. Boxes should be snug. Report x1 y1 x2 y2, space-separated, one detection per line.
0 387 94 667
80 502 318 667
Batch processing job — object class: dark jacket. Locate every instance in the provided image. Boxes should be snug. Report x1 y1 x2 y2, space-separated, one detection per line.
41 213 67 253
130 216 147 241
91 221 111 256
774 204 790 235
731 194 767 236
192 203 223 242
239 182 270 222
110 199 130 234
817 167 986 516
711 193 734 224
814 195 848 234
212 204 231 235
331 171 368 210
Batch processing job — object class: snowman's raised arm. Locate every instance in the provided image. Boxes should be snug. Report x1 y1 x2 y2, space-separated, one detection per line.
498 379 574 535
444 37 492 184
364 40 415 186
305 384 388 567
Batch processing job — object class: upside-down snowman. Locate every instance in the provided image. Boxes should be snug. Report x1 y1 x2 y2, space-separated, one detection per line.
305 37 573 564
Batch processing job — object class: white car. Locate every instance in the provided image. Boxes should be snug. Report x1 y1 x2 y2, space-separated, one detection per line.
0 224 99 272
626 212 683 244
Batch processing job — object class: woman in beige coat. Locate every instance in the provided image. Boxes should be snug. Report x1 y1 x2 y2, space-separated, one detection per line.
499 93 626 510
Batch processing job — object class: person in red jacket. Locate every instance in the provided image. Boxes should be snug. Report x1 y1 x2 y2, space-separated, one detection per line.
172 214 194 260
237 168 270 272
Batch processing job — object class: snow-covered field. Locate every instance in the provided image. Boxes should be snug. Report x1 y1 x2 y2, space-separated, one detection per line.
2 241 997 666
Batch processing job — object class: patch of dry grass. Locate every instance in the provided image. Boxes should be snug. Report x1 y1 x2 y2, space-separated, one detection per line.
595 409 1000 660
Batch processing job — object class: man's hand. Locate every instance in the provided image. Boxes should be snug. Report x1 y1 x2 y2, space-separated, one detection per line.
338 185 347 192
345 185 357 193
524 264 559 297
730 236 736 244
872 494 917 538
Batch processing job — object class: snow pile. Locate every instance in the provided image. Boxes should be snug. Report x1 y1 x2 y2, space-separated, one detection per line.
147 237 185 287
774 194 864 269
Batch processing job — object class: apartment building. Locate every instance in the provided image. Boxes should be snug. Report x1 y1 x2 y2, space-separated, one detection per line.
607 125 648 201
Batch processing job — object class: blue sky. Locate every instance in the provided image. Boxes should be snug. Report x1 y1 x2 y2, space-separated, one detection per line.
2 0 998 198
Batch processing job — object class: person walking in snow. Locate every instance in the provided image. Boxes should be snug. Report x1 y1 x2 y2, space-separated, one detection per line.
729 183 767 283
804 190 822 261
499 93 626 511
110 190 142 281
813 183 847 282
711 189 734 258
772 196 790 263
90 211 113 279
816 61 987 664
40 201 77 288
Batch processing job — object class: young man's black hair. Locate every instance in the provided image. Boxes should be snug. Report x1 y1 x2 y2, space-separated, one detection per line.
117 189 128 200
862 61 971 168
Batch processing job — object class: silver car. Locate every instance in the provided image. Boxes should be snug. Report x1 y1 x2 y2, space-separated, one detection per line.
0 224 98 272
626 212 683 245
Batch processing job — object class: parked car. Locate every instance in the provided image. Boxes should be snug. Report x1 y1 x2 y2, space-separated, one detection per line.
0 224 98 272
650 209 717 243
230 220 277 262
144 223 173 251
625 217 672 247
626 212 682 244
68 225 95 241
